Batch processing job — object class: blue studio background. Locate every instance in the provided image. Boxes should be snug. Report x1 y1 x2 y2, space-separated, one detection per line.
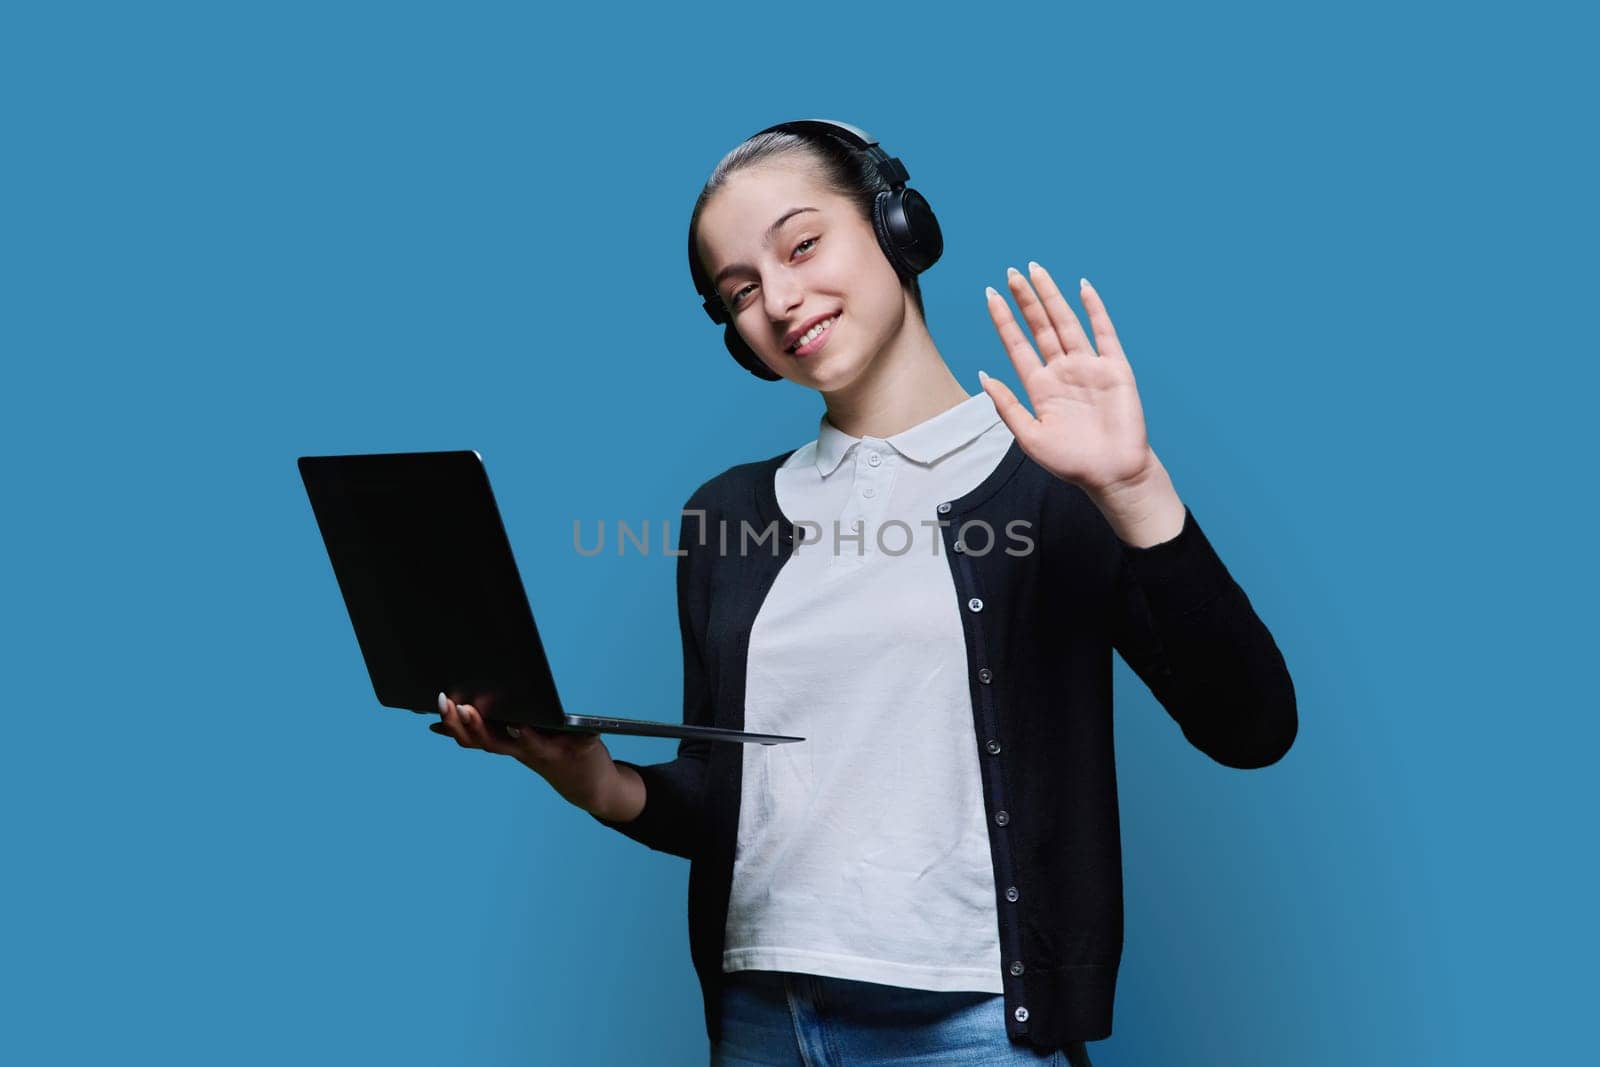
3 1 1593 1064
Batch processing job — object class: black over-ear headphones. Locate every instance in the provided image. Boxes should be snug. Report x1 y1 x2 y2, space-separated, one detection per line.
687 119 944 382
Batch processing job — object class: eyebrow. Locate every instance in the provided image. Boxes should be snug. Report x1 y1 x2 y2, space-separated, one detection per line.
711 206 821 290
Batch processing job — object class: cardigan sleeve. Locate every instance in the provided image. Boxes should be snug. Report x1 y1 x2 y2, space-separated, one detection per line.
1109 504 1298 769
588 490 716 860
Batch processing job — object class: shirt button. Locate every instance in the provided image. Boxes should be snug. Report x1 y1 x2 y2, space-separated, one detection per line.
862 486 875 498
937 501 952 514
953 540 965 553
867 452 882 467
995 810 1010 826
979 668 993 684
968 597 983 612
986 739 1001 755
1010 961 1025 976
1014 1006 1030 1023
1005 886 1019 902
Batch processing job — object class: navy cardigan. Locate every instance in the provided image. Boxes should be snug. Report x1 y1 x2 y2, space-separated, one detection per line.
593 438 1297 1051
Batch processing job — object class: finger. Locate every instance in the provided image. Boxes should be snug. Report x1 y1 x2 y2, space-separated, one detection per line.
977 370 1041 450
438 692 469 745
444 695 494 752
494 721 530 746
1026 262 1096 358
470 690 534 750
509 723 590 768
457 701 509 754
1004 266 1067 362
984 285 1045 380
1078 277 1128 364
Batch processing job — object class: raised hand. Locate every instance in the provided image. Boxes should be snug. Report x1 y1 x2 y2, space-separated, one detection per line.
979 263 1156 496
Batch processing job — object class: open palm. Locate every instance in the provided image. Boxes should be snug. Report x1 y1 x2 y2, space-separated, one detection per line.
979 263 1155 496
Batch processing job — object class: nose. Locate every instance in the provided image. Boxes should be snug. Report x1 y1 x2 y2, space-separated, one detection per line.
762 270 804 326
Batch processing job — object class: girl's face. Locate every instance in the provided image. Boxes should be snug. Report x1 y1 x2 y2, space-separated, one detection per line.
695 161 912 390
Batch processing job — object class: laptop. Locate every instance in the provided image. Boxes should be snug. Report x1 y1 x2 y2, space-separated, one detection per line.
298 449 803 746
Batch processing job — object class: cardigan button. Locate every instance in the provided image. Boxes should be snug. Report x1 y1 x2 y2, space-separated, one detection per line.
1005 886 1019 902
979 668 993 684
1010 960 1025 976
995 810 1010 826
1014 1006 1030 1023
967 597 984 613
986 739 1001 755
937 501 952 514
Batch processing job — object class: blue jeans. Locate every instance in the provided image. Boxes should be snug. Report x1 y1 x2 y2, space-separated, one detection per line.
710 969 1095 1066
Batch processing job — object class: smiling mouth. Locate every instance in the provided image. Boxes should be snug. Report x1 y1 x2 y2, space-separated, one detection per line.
788 315 838 357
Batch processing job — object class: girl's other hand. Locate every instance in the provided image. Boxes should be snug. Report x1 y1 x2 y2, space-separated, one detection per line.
433 688 616 815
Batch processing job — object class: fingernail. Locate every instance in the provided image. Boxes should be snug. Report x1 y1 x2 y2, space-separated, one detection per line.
978 370 990 383
438 691 448 714
1080 276 1091 289
1006 266 1022 279
1028 260 1042 273
985 286 999 300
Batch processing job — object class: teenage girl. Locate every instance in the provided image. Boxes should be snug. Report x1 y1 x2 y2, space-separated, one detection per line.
436 119 1294 1066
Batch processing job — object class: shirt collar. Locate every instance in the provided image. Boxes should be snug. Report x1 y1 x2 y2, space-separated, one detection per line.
813 391 1003 477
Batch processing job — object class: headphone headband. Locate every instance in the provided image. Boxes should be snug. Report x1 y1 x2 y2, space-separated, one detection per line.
749 119 911 193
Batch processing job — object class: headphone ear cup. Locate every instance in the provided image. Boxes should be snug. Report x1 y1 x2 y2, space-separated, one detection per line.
874 187 944 277
870 192 913 282
724 325 784 381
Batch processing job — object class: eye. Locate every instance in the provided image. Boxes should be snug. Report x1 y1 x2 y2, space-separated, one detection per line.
727 237 820 309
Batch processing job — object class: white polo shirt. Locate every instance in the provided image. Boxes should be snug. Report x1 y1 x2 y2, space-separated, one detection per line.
721 390 1016 993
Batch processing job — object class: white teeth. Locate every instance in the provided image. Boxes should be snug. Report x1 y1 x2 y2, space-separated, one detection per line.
793 316 836 350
